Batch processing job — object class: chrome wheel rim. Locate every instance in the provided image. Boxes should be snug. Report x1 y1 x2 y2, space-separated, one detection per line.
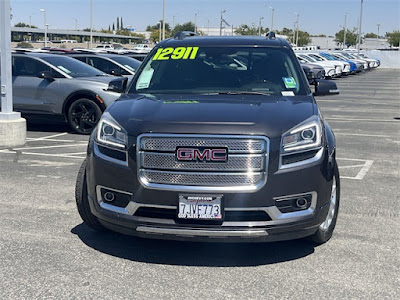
320 177 337 231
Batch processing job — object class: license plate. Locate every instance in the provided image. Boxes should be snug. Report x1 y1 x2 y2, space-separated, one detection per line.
178 195 223 220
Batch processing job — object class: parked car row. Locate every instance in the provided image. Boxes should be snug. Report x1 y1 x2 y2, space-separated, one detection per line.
297 51 380 83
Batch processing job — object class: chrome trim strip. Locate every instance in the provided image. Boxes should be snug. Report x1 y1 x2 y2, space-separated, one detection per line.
94 142 128 167
279 147 324 170
138 133 268 153
136 226 268 237
139 151 265 172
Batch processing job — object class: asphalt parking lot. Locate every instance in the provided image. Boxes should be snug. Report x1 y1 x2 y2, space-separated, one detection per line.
0 68 399 299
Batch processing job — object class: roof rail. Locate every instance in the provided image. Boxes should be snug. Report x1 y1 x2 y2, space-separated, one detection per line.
266 31 276 40
174 31 199 40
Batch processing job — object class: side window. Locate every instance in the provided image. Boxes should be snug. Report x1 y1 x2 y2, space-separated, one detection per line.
88 57 116 74
74 56 87 63
13 56 53 77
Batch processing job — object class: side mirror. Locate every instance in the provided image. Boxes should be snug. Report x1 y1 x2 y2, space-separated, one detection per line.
305 71 314 84
313 79 339 96
38 71 55 82
107 77 128 93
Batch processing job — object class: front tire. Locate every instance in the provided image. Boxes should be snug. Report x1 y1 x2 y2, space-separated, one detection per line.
309 164 340 245
75 159 107 232
67 98 102 134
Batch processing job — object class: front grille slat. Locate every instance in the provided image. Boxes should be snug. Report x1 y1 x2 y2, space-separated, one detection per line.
137 134 269 191
141 152 264 171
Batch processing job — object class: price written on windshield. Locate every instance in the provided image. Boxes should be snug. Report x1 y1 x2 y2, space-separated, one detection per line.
152 47 199 60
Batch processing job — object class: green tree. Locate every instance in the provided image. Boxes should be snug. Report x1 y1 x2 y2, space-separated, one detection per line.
112 23 115 31
234 24 269 36
14 22 37 28
120 17 124 30
276 28 310 46
147 21 171 32
335 27 360 46
117 17 120 30
364 32 378 38
150 29 162 43
171 22 195 36
386 30 400 47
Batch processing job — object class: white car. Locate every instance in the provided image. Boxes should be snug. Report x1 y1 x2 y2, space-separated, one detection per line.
296 54 341 78
132 44 152 54
333 52 370 70
307 53 351 75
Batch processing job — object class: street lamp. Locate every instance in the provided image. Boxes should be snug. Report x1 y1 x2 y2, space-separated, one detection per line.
266 5 274 32
343 13 347 49
73 18 78 31
220 9 226 36
294 12 299 46
162 0 166 40
90 0 93 48
39 8 47 47
258 16 264 36
158 21 161 42
194 13 198 33
357 0 364 55
377 23 380 39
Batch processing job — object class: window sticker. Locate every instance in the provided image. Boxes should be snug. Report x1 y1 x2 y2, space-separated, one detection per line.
282 77 297 89
281 91 295 96
152 47 199 61
136 68 154 89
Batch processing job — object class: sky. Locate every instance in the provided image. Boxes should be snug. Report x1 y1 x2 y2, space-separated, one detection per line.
9 0 400 36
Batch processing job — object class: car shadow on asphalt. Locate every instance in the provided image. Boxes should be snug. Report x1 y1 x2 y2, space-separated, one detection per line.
71 223 315 267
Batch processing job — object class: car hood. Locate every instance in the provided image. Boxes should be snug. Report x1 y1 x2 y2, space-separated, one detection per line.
108 94 316 139
78 75 119 84
302 63 324 70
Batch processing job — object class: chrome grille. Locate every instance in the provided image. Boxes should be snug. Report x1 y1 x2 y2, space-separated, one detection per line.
137 134 269 192
142 152 264 171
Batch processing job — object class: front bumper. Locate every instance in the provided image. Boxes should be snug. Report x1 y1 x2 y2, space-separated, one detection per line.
85 138 335 242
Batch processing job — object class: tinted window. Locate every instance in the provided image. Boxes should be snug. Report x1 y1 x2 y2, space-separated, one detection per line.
87 57 127 75
12 56 60 77
111 56 141 73
131 47 306 96
41 56 104 77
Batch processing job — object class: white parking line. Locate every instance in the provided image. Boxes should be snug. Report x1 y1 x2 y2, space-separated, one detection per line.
0 149 85 159
337 158 374 180
26 138 84 143
12 144 87 151
326 117 398 123
28 133 69 141
335 133 393 138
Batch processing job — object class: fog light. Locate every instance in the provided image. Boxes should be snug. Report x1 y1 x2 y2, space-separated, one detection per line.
296 197 308 209
104 192 115 202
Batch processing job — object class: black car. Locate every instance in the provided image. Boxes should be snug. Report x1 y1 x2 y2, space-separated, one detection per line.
76 32 340 244
66 52 141 81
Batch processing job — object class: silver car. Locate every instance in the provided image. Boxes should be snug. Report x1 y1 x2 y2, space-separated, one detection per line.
6 52 126 134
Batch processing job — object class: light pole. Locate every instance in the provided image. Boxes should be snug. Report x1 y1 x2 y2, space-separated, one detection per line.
258 17 264 36
220 9 226 36
294 13 300 46
158 21 161 42
194 13 198 33
343 13 347 49
172 15 175 29
90 0 93 48
357 0 364 55
267 5 274 32
162 0 166 40
377 23 380 39
40 8 47 47
73 18 78 30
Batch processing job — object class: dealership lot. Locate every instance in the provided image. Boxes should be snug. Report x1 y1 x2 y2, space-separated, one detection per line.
0 69 399 299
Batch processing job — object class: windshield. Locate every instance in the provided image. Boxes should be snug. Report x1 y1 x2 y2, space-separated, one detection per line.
41 56 105 77
308 54 323 61
130 46 307 96
111 56 141 73
321 53 335 60
299 54 314 62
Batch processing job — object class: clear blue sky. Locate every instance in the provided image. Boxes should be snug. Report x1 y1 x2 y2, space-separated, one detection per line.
10 0 400 36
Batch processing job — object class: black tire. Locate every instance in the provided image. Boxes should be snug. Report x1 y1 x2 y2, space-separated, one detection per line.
67 98 102 134
309 164 340 245
75 159 107 232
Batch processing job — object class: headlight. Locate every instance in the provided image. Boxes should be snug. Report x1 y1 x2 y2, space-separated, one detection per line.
96 112 128 149
281 116 322 153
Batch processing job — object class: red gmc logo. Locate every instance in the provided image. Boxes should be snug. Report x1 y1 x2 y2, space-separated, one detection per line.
176 147 228 162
